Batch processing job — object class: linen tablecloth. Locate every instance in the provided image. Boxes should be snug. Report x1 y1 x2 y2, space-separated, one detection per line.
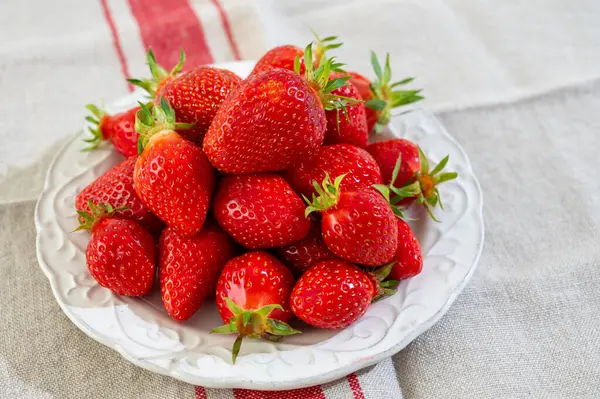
1 1 600 397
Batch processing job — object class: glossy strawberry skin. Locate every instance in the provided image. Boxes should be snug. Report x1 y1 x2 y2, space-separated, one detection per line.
86 218 156 296
158 67 241 143
290 260 376 329
388 218 423 280
212 174 310 248
324 75 369 148
347 72 379 133
274 220 336 277
134 130 215 237
159 222 237 321
283 144 383 200
251 45 306 76
203 68 326 173
321 189 398 266
99 106 140 157
215 251 295 324
366 138 420 205
76 157 163 235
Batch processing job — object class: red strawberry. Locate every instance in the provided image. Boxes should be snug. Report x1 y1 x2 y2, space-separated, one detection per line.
274 220 336 277
388 218 423 280
283 144 382 200
250 34 342 76
75 157 163 234
305 175 398 266
159 221 237 321
83 104 140 157
129 49 241 143
75 201 156 296
349 52 423 133
134 99 215 236
212 251 299 363
290 260 394 329
367 139 457 219
212 174 310 248
324 73 368 148
203 45 351 173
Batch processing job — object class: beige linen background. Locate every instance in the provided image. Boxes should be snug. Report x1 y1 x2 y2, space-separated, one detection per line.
1 0 600 397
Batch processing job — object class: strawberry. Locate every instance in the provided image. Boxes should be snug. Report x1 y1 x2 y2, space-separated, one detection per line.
349 52 423 133
250 33 342 76
212 174 310 248
129 49 241 143
323 73 369 148
212 251 299 363
134 99 215 236
290 260 395 329
367 139 457 219
203 44 351 173
305 175 398 266
159 221 237 321
283 144 382 200
75 201 156 296
388 218 423 280
274 220 336 277
75 157 163 234
83 104 140 157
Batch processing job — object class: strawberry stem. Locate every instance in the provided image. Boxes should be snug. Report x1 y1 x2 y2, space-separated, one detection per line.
74 200 129 233
303 173 346 217
81 104 108 152
127 48 185 96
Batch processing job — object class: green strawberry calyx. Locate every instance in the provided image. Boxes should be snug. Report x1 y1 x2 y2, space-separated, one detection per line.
81 104 108 152
135 97 194 154
303 173 346 217
294 43 360 112
74 200 128 232
366 52 424 133
311 30 343 65
374 148 458 221
127 48 185 96
371 262 400 301
211 298 300 364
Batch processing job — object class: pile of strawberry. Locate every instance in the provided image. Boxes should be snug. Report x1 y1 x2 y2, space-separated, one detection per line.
76 35 456 363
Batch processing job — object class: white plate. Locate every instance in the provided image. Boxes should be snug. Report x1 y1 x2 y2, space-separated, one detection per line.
35 61 484 390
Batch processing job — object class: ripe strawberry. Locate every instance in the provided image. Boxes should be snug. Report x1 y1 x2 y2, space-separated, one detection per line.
348 52 423 133
388 218 423 280
305 175 398 266
212 174 310 248
75 201 156 296
283 144 382 200
83 104 140 157
290 260 395 329
324 73 369 147
367 139 457 219
212 251 299 363
129 49 241 143
203 44 351 173
159 221 237 321
274 220 336 277
251 33 342 76
134 99 215 236
75 157 163 234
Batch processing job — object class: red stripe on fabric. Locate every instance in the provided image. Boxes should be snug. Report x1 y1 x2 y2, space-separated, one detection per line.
195 386 207 399
99 0 133 92
127 0 213 69
233 386 326 399
209 0 242 60
347 373 365 399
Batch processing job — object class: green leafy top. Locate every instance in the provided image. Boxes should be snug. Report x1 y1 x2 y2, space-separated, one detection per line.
74 200 128 232
311 30 343 64
366 52 424 132
81 104 108 151
294 42 359 111
374 148 458 221
135 98 194 154
303 173 346 217
211 298 300 364
127 49 185 96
